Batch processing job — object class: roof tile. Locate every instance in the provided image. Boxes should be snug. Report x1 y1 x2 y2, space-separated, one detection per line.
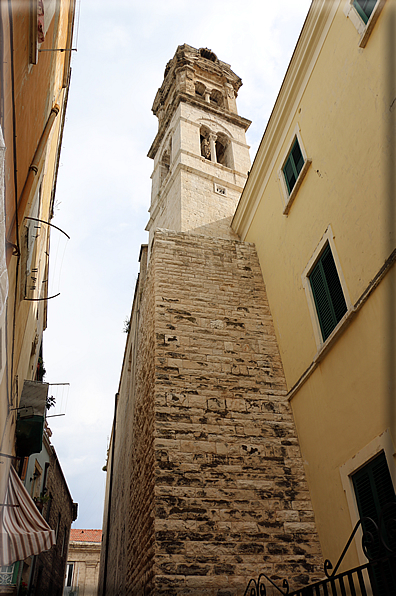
70 529 102 543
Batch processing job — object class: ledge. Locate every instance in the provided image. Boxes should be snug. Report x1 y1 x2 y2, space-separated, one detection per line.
288 247 396 401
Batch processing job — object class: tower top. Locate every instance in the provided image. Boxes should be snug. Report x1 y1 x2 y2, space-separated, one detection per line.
148 44 250 160
146 45 251 244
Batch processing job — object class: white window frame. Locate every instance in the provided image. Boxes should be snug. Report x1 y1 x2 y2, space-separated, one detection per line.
301 226 352 350
278 124 312 216
339 429 396 565
343 0 386 48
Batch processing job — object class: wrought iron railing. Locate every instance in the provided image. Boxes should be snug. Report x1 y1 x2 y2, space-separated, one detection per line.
243 502 396 596
0 563 17 586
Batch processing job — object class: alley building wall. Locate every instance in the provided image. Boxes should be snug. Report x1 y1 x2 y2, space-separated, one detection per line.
99 230 323 595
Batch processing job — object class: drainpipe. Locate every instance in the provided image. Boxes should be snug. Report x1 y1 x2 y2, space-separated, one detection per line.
102 393 118 596
6 104 60 252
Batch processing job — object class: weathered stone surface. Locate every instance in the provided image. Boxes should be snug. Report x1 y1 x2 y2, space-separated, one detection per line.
100 230 323 595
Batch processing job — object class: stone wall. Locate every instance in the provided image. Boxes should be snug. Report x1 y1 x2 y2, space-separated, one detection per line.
100 230 323 595
100 246 157 594
30 444 76 596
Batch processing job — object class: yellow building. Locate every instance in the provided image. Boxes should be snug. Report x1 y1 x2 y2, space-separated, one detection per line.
233 0 395 579
0 1 76 588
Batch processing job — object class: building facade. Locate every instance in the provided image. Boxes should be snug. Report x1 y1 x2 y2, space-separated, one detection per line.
233 0 395 581
65 530 102 596
20 429 78 596
99 45 324 596
0 0 76 591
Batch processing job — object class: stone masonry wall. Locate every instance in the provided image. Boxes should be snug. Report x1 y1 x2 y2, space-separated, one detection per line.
101 229 323 596
126 258 157 593
150 230 323 595
32 448 75 596
99 248 156 596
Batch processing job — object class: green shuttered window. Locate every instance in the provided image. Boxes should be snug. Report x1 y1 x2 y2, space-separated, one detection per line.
353 0 377 23
283 138 304 194
309 244 347 341
352 452 396 593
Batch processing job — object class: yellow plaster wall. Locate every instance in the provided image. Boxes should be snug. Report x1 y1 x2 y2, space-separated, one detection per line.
233 0 395 568
0 1 74 494
243 0 392 385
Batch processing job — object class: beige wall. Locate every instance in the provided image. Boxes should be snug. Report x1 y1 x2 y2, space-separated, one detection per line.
0 0 74 503
233 0 395 569
67 542 101 596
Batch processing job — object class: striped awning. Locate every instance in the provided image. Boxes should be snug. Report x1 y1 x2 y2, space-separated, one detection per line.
0 465 55 566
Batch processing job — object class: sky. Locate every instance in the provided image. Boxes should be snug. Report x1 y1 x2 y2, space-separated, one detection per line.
43 0 313 530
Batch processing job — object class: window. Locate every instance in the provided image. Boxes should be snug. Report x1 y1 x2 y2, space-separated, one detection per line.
353 0 376 23
352 452 396 591
279 129 311 214
283 138 304 194
210 89 223 108
31 460 43 500
309 244 347 341
344 0 384 48
215 133 232 168
200 126 211 160
195 82 205 98
159 150 170 186
0 562 19 586
65 563 74 588
29 0 57 65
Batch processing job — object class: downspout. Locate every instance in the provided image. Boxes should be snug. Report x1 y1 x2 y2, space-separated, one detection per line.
102 393 118 596
6 104 60 253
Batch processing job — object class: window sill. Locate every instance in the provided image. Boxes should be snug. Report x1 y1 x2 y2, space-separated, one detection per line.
288 306 356 402
283 159 311 215
313 306 356 364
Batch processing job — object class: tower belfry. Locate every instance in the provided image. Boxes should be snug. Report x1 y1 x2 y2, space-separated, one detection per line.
146 44 251 245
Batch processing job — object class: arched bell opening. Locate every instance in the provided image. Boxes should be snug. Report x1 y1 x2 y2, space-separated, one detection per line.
215 133 232 168
195 82 206 99
200 125 211 161
210 89 223 108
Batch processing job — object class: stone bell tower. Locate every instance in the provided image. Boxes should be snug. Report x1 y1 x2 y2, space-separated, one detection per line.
146 44 251 245
99 45 324 596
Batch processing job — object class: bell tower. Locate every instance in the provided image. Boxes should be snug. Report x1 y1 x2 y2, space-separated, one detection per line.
146 45 251 245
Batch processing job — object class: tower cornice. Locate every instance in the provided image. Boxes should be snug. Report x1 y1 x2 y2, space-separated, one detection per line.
148 91 251 160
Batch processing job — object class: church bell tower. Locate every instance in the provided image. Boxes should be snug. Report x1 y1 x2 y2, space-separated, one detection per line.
146 45 251 245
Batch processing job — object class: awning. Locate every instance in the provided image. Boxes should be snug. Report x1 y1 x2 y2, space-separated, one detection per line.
0 466 55 566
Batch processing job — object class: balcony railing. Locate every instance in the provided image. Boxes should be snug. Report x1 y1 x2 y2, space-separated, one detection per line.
244 502 396 596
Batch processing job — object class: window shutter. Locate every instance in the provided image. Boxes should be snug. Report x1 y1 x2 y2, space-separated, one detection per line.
309 244 347 341
352 452 396 594
283 138 304 194
353 0 377 23
321 247 347 323
291 140 304 174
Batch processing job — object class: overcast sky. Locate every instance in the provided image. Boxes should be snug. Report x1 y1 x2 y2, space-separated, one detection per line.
43 0 312 530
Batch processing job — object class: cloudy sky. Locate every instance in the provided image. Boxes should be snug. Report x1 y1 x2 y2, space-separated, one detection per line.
43 0 312 529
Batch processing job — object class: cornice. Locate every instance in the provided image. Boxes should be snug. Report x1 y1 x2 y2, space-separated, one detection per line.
148 92 251 160
232 0 340 239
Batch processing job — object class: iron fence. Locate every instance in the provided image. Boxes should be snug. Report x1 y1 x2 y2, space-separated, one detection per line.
244 502 396 596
